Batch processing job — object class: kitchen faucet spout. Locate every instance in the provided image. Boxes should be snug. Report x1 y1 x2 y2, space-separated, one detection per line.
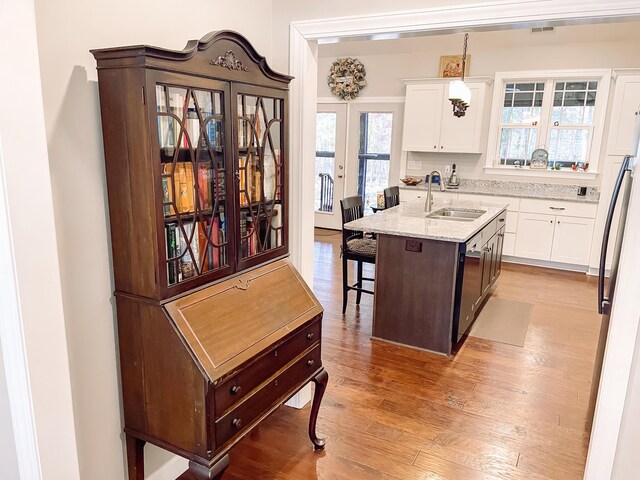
425 170 446 213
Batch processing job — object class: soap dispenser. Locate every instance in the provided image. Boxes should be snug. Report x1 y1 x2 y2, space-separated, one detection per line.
448 163 460 189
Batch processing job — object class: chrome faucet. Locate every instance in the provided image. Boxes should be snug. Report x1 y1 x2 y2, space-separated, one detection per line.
425 170 446 213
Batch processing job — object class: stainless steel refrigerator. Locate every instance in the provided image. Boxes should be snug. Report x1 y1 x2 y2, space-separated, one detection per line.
590 112 639 420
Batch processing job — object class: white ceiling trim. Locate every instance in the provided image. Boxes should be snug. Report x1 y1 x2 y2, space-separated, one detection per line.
293 0 640 39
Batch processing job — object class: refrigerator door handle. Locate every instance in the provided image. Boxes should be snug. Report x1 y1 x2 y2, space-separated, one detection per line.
598 155 631 315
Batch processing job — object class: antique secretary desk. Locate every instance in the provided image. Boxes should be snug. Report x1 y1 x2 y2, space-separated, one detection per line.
91 31 327 479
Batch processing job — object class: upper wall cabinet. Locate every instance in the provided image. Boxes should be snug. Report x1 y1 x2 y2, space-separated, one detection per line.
607 72 640 156
401 79 492 154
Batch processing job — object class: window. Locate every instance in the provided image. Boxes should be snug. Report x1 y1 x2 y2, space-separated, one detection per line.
357 112 393 211
487 70 611 175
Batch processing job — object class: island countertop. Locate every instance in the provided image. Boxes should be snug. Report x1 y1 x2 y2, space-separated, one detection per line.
344 199 508 243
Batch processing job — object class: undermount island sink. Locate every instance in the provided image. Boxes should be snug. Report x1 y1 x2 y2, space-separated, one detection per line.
426 208 486 222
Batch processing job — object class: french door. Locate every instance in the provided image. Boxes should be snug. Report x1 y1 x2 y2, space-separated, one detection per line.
314 102 403 229
314 104 347 230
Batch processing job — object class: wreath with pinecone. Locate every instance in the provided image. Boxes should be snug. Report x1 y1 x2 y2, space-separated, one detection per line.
328 58 367 100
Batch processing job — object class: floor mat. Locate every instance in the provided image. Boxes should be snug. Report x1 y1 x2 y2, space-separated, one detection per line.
469 297 534 347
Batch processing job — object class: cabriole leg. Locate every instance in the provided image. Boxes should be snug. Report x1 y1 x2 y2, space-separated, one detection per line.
309 368 329 450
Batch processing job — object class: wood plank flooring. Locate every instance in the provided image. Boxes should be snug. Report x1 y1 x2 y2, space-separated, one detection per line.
222 229 601 479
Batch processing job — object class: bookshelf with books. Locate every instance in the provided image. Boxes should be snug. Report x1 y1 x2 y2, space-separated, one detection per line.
92 31 327 480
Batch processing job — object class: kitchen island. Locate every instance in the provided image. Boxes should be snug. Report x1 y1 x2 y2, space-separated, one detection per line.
345 199 508 355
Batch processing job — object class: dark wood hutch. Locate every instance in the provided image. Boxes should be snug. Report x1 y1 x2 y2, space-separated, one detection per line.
91 31 327 480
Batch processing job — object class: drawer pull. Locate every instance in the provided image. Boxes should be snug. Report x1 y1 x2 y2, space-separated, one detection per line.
306 332 315 340
229 385 241 395
232 418 242 429
499 218 505 222
549 206 566 210
307 359 315 367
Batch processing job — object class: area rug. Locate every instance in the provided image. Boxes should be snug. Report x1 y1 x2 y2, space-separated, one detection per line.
469 297 534 347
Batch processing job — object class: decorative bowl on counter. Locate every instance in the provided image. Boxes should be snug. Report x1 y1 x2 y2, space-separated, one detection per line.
400 177 423 186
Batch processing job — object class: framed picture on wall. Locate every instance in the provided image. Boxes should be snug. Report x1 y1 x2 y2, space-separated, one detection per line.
439 55 471 78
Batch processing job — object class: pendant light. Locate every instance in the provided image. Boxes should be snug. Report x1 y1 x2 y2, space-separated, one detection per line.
448 33 471 117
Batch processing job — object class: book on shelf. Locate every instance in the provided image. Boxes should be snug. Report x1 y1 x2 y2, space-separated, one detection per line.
219 206 227 267
169 162 194 214
270 204 282 248
239 157 249 206
178 222 199 280
246 215 258 257
274 150 282 201
197 163 213 210
240 210 248 257
165 223 180 284
162 173 174 216
197 220 210 273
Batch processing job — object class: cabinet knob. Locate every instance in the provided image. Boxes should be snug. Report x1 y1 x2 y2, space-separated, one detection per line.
440 146 444 149
433 145 437 149
230 385 241 395
234 170 240 180
232 418 242 429
306 332 314 340
307 359 315 367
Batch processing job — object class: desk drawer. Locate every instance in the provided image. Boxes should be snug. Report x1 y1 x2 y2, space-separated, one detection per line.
214 318 320 417
214 346 321 448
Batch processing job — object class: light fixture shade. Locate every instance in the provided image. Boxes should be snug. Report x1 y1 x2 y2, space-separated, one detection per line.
448 79 465 102
449 80 471 106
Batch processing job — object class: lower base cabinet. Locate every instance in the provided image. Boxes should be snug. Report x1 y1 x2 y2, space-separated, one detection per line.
515 212 595 265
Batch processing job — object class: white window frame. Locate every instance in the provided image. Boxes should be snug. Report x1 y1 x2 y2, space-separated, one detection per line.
485 69 612 179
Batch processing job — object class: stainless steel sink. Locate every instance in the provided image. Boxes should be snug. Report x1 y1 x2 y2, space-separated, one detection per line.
426 208 486 221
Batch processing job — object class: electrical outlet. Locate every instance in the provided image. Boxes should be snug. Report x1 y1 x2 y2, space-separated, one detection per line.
407 160 422 170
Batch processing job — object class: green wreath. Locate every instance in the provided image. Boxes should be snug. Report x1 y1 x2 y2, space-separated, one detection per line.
327 58 366 100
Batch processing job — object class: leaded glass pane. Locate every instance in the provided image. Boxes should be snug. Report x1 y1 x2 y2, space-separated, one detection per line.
237 93 284 259
156 85 228 285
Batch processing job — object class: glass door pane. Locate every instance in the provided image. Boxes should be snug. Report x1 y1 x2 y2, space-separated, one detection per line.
237 93 284 260
156 84 229 286
358 112 393 212
315 112 337 212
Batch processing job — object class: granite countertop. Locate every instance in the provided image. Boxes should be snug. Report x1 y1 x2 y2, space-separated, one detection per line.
345 199 508 243
398 179 600 204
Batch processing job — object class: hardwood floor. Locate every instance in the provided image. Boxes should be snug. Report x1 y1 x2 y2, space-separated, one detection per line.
222 229 602 479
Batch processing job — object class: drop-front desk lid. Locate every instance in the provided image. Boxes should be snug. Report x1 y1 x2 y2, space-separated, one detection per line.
164 258 323 383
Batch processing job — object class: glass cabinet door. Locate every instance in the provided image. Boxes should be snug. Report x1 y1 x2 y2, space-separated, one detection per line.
156 84 230 286
236 92 285 261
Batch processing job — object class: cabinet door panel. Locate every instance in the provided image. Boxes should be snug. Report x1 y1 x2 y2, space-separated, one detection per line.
503 232 516 257
551 216 595 265
514 213 555 260
607 75 640 156
439 83 486 153
401 84 443 151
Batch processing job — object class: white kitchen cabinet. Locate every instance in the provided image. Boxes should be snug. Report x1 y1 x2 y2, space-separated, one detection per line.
606 73 640 156
551 216 595 265
503 232 516 257
516 211 595 265
402 79 490 153
515 213 556 260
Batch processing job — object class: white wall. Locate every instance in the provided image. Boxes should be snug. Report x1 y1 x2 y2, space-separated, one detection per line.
612 322 640 478
33 1 273 478
0 0 81 478
0 342 19 480
316 23 640 186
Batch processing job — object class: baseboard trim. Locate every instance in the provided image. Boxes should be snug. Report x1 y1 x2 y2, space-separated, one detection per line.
146 456 188 480
502 256 588 273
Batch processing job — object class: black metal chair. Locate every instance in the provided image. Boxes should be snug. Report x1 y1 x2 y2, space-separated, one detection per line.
340 196 376 314
383 186 400 208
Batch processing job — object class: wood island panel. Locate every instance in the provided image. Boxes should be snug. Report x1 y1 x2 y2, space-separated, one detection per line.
373 234 459 355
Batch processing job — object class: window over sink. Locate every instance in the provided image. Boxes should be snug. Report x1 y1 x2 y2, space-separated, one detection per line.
485 69 611 178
